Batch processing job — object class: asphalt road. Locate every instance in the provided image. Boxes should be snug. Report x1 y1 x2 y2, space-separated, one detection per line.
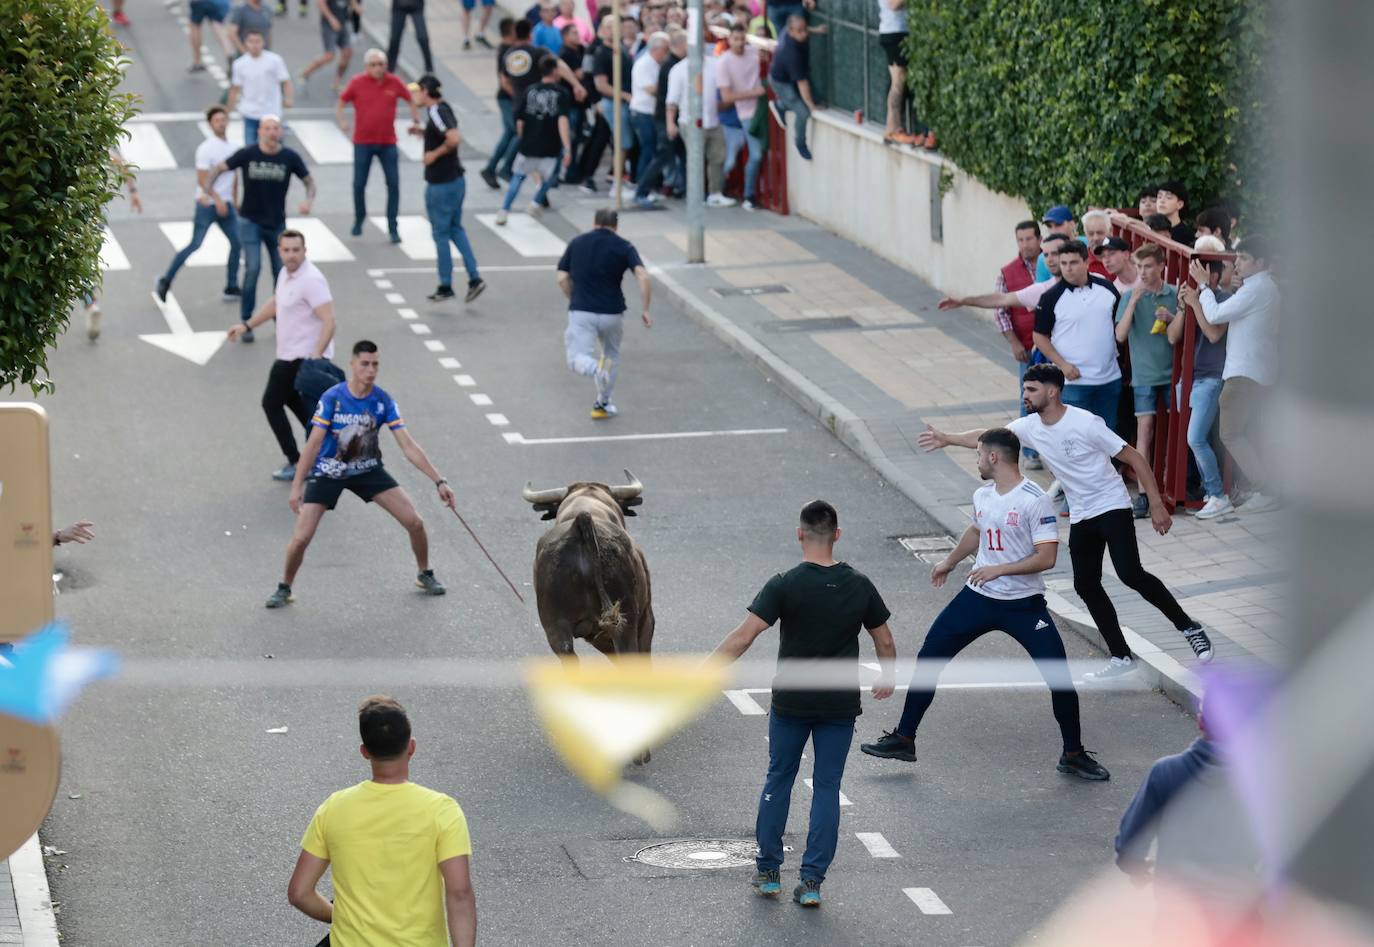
15 3 1198 944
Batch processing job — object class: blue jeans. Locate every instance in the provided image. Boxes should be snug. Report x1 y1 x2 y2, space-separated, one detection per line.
768 1 804 35
244 116 261 146
163 201 241 289
501 162 557 211
1017 359 1039 459
772 80 811 151
635 120 676 199
353 143 400 230
484 96 518 177
238 218 284 321
755 711 854 885
1179 375 1224 498
1062 378 1122 432
628 111 658 182
425 177 480 286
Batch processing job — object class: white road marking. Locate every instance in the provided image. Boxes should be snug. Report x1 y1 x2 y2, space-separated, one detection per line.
903 888 952 915
374 279 394 289
367 268 385 277
288 119 354 163
854 832 899 858
385 292 406 304
438 357 462 369
409 323 432 335
803 779 852 806
485 413 509 426
371 215 436 259
99 228 131 271
501 427 789 446
424 340 447 351
196 119 245 147
502 432 523 444
469 394 493 406
723 690 767 715
285 217 354 261
140 291 225 365
158 221 233 268
454 374 475 386
134 108 341 122
122 123 179 170
397 308 419 320
395 119 424 161
475 213 567 256
360 264 555 274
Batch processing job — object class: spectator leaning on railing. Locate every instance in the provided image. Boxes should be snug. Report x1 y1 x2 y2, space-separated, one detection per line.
1137 185 1157 219
768 15 818 161
1033 240 1123 430
1174 236 1231 520
1156 181 1195 246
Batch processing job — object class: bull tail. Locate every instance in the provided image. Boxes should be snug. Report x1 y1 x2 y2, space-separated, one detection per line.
573 512 626 642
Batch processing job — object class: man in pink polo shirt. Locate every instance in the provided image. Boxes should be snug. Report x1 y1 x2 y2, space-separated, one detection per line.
227 229 337 482
337 48 422 242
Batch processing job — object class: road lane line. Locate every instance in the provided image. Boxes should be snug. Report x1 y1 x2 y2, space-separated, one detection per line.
397 308 419 319
99 228 131 271
438 357 462 368
370 215 436 259
470 394 493 406
485 413 509 426
385 292 406 304
374 279 394 289
803 779 852 806
475 213 567 256
502 432 523 444
454 374 475 386
285 218 354 261
122 123 179 170
361 264 555 274
855 832 899 858
903 888 952 915
501 427 788 446
723 689 766 715
424 340 447 351
288 119 354 163
409 323 432 334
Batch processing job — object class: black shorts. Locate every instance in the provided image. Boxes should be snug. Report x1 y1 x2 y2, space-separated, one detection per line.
303 467 400 510
879 32 909 68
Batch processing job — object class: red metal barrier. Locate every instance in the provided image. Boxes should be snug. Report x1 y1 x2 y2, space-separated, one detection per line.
1109 213 1234 511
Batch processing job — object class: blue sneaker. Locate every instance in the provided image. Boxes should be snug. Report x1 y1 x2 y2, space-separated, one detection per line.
793 878 821 907
751 869 781 897
796 142 813 161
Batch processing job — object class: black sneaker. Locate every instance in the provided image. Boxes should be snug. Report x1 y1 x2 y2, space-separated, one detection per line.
350 220 363 236
750 868 781 897
480 168 500 189
463 38 472 50
859 730 916 762
155 277 170 302
265 583 293 608
428 284 456 302
1057 749 1111 781
1183 624 1214 663
475 34 493 48
465 278 487 303
792 878 821 907
222 286 242 301
416 570 446 595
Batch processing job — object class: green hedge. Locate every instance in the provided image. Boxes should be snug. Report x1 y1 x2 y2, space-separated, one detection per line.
904 0 1271 217
0 0 137 391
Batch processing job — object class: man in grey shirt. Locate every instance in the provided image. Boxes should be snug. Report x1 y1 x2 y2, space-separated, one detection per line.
228 0 273 52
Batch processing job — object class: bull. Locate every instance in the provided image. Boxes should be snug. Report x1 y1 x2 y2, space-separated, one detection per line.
522 470 655 664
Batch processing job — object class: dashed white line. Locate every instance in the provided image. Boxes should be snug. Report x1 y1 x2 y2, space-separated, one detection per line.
385 292 406 304
855 832 900 858
453 374 475 387
367 268 385 277
409 323 432 335
903 888 952 915
485 413 509 426
803 779 852 807
438 357 462 369
397 308 419 320
374 279 394 289
500 427 789 446
723 690 767 715
469 394 493 406
502 432 523 444
424 340 447 352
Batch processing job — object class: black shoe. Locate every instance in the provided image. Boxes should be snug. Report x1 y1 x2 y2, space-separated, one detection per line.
1131 494 1149 519
350 220 363 236
416 570 446 595
1183 624 1214 663
241 326 255 343
265 583 293 608
792 879 821 907
1057 750 1111 781
155 277 170 302
475 34 493 48
463 38 472 50
480 168 499 189
222 286 242 301
859 730 916 762
465 279 487 303
428 284 456 301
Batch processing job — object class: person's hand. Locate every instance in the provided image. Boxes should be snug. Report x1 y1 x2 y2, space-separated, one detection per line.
930 557 955 587
437 482 457 511
422 149 437 166
871 672 895 700
1151 504 1172 536
1061 363 1082 381
1187 258 1209 287
129 190 143 213
1011 339 1028 363
408 123 424 137
283 95 294 109
326 14 341 30
641 310 653 328
562 150 573 168
227 322 249 341
337 118 350 135
967 564 1002 587
573 83 588 102
298 199 313 215
289 485 304 515
936 296 963 310
55 521 95 545
918 423 948 452
1178 283 1198 306
667 119 678 140
213 196 229 218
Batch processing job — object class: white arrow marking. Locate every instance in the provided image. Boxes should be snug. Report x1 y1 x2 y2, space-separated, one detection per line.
139 291 226 365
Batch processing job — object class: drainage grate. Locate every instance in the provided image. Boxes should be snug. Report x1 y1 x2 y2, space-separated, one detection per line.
630 839 758 869
896 534 958 564
712 284 791 298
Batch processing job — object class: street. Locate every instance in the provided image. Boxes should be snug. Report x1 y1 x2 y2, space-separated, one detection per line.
22 3 1200 944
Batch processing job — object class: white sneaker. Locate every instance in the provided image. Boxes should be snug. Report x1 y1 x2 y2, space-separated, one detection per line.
85 303 102 341
1195 494 1234 520
526 202 544 219
1082 655 1138 684
494 209 508 225
1238 492 1279 514
742 199 757 212
706 193 737 207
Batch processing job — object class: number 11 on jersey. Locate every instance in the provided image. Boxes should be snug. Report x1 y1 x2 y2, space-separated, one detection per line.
985 528 1005 552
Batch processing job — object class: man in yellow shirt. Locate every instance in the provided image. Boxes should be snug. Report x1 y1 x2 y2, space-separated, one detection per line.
288 695 477 946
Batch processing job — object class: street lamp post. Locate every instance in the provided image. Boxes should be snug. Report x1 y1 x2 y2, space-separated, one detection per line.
685 0 704 262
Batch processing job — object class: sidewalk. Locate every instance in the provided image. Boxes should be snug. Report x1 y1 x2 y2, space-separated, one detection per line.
1 837 58 946
387 10 1285 709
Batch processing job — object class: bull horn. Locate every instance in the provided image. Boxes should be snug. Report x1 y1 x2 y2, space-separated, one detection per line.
608 469 644 501
522 483 569 505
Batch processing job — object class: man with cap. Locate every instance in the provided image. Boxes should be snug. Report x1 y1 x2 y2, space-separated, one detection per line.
1096 236 1139 295
1035 205 1079 280
410 75 487 304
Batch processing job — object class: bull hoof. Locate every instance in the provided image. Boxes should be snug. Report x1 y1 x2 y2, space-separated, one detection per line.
633 749 652 766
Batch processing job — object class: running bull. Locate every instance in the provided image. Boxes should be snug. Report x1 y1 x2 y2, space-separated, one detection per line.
522 470 656 661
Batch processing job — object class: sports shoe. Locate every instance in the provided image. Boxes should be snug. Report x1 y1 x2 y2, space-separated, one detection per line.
222 286 242 301
241 327 255 343
475 34 493 48
350 220 363 236
796 141 813 161
1023 455 1043 470
85 303 102 341
274 0 286 13
465 279 487 303
793 879 821 907
1131 494 1149 519
189 62 208 73
112 10 131 25
271 463 296 482
480 168 500 190
742 199 757 211
463 38 472 50
526 201 544 219
634 196 660 210
1195 494 1234 520
1057 750 1110 781
1182 624 1214 663
578 181 598 194
1238 491 1279 514
494 209 508 225
416 570 447 595
428 284 456 302
706 193 737 207
265 583 293 608
594 356 612 404
155 277 170 302
1082 655 1138 683
298 2 308 15
590 402 618 419
751 869 781 897
860 730 916 762
389 230 403 244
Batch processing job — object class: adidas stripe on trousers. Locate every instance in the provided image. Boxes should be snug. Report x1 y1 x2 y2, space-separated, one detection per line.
895 585 1083 752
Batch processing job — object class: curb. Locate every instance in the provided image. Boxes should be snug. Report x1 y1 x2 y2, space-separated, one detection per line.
647 261 1202 712
9 835 59 947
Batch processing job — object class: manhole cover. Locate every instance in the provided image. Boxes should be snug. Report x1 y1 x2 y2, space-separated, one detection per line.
631 839 757 869
712 284 791 298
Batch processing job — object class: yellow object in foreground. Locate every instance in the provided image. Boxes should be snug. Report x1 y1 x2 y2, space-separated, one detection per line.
525 656 728 828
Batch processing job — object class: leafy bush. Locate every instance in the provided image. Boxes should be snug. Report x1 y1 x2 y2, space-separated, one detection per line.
905 0 1271 218
0 0 137 391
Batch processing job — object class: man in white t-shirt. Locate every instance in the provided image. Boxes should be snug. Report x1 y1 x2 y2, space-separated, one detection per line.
664 42 733 207
228 30 293 145
861 428 1110 780
156 105 243 304
919 363 1214 682
628 32 668 195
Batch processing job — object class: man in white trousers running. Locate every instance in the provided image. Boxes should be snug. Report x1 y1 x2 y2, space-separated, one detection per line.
555 208 652 419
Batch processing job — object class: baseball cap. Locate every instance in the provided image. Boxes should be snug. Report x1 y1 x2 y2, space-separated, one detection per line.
1096 236 1131 254
409 74 442 97
1043 205 1075 224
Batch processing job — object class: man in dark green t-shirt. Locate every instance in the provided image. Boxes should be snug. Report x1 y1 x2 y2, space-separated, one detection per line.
710 500 897 908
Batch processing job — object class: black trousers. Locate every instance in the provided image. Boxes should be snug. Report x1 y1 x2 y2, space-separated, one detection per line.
575 108 612 184
263 358 311 465
387 4 434 74
1068 508 1194 659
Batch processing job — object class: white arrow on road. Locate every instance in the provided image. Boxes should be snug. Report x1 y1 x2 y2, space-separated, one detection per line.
140 291 226 365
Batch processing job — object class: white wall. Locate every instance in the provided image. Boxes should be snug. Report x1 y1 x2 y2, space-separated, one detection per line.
785 110 1035 300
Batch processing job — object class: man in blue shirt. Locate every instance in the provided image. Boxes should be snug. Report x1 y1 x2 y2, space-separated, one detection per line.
768 15 819 160
266 339 458 608
555 209 653 419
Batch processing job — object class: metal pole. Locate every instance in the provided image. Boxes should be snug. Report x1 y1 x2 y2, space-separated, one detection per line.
685 0 704 262
611 0 623 210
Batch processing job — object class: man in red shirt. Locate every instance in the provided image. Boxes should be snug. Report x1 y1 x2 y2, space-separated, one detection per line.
337 48 421 242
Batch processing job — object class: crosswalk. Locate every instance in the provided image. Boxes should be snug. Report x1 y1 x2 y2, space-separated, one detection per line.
123 114 427 171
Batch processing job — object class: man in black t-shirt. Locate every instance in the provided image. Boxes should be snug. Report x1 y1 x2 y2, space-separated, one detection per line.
495 56 571 224
411 75 486 304
213 115 316 332
710 500 897 908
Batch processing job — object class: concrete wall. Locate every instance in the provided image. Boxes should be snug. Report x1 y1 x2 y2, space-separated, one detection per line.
785 110 1034 300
